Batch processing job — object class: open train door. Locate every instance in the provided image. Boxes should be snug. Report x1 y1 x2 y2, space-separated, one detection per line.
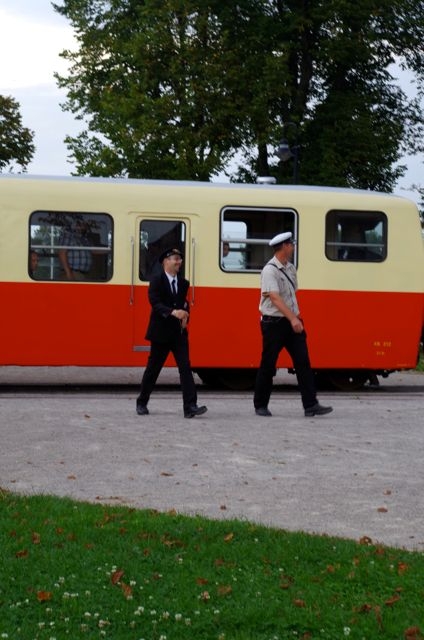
130 215 192 354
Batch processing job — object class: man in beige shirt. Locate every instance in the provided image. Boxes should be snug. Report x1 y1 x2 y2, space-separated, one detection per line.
254 232 333 418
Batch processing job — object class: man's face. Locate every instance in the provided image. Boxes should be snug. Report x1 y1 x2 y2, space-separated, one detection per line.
278 240 295 261
164 254 183 275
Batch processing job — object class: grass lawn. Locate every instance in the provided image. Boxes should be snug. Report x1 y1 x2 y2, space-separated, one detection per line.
1 490 424 640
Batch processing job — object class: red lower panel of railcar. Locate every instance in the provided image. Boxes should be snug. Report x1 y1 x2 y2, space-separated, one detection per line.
1 281 422 370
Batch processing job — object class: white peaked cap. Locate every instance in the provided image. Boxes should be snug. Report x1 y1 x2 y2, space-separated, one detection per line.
269 231 292 246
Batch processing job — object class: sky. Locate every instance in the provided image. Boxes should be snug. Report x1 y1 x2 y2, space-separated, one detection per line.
0 0 422 203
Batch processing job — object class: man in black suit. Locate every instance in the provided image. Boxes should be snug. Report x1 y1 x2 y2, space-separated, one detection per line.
136 247 207 419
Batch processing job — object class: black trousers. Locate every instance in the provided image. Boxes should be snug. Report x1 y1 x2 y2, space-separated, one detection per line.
138 332 197 412
254 317 317 410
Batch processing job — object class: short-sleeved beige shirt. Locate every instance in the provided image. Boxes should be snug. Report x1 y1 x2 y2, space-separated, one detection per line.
258 256 299 317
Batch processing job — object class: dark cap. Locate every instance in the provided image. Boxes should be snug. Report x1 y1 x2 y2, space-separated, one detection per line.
159 248 183 263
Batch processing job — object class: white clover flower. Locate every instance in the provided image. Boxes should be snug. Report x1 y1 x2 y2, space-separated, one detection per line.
344 628 351 636
175 613 182 621
98 620 110 628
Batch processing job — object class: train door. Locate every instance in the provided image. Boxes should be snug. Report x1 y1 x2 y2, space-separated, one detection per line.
131 216 191 353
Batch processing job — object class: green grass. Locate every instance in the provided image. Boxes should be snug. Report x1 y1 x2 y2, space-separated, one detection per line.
416 352 424 372
1 491 424 639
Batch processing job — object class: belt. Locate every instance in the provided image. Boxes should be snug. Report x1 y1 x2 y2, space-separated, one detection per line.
261 315 285 323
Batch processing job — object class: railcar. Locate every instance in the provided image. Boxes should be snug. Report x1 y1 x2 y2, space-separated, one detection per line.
1 174 423 389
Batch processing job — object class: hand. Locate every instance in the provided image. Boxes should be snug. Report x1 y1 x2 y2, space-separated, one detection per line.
172 309 189 322
291 317 304 334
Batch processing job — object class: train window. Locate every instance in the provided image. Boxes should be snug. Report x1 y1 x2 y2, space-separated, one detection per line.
139 219 186 281
325 210 387 262
220 207 297 271
29 211 113 281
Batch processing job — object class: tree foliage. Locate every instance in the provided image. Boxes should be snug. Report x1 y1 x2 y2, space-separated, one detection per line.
0 95 35 173
54 0 423 190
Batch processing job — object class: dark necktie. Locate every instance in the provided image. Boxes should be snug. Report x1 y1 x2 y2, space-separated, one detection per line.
171 278 177 296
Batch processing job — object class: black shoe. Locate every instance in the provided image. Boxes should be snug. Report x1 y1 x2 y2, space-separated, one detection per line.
255 407 272 417
304 402 333 417
184 405 207 419
136 404 149 415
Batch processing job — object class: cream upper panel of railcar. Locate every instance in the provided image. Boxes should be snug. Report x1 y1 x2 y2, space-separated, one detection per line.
0 175 422 293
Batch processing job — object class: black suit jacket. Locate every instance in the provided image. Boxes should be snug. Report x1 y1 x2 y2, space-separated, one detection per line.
145 271 190 343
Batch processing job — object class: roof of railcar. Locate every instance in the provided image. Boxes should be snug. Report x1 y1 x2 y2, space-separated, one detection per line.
0 172 413 199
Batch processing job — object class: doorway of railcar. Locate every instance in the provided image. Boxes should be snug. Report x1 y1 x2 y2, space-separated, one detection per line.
131 216 191 353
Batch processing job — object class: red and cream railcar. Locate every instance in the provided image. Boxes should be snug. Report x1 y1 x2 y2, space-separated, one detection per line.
1 174 423 389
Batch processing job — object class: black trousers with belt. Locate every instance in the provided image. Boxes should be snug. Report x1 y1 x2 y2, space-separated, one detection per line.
254 317 317 410
137 332 197 412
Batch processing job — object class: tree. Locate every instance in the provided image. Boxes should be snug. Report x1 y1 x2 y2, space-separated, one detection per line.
54 0 258 179
54 0 424 190
0 95 35 172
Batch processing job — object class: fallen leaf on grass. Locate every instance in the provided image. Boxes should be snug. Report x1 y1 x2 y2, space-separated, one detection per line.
404 627 423 640
398 562 409 574
217 585 232 596
293 599 306 608
37 591 52 603
120 582 132 599
355 603 372 613
111 569 125 585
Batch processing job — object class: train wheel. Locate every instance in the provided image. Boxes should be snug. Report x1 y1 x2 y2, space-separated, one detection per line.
195 368 257 391
323 370 370 391
194 369 224 388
